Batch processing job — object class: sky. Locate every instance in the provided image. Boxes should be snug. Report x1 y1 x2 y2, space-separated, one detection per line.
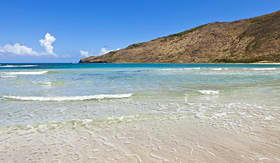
0 0 279 63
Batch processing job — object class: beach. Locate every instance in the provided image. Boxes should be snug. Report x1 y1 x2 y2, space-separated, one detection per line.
0 63 280 162
1 115 279 162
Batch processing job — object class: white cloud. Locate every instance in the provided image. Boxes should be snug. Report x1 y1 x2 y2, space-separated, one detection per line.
0 33 57 57
79 48 120 58
0 43 39 56
99 47 119 55
40 33 56 55
99 47 110 55
80 50 89 57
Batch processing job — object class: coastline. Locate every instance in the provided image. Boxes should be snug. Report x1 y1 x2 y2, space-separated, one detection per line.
78 61 280 65
1 115 279 162
1 3 280 163
252 62 280 64
1 63 280 162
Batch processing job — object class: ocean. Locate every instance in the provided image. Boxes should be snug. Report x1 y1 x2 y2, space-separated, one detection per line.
1 63 280 127
1 63 280 162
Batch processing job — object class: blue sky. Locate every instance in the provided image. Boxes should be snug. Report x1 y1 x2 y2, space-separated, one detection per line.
0 0 279 63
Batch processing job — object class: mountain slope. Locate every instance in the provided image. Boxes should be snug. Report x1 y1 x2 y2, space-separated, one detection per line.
80 11 280 63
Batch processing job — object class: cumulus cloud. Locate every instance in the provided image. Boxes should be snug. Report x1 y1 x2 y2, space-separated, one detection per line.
79 48 120 58
99 47 110 55
99 47 120 55
40 33 56 55
0 43 39 56
80 50 89 57
0 33 57 57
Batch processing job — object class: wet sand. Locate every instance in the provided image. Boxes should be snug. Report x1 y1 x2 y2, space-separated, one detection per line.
1 116 279 163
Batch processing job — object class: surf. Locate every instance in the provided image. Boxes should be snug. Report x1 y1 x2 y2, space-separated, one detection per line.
2 71 48 75
2 93 133 101
0 65 38 68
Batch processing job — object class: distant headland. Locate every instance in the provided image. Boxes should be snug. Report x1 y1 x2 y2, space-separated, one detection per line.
80 11 280 63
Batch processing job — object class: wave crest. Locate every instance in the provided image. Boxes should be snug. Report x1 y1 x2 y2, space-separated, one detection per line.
159 68 201 71
0 65 38 68
2 71 48 75
198 90 219 95
251 68 277 71
0 75 17 78
210 68 223 71
2 93 133 101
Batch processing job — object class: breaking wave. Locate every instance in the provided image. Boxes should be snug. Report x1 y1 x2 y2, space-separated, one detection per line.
2 93 133 101
251 68 278 71
198 90 219 95
0 65 38 68
0 75 17 78
2 71 48 75
158 68 201 71
210 68 223 71
32 81 53 86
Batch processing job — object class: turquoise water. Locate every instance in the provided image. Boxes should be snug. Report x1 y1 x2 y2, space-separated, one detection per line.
1 63 280 128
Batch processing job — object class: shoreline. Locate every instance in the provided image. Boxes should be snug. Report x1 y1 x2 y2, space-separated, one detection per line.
2 62 280 65
79 61 280 65
0 115 279 162
1 63 280 162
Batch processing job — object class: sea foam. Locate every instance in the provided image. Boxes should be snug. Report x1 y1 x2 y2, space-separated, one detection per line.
198 90 219 95
2 93 133 101
251 68 277 71
159 68 201 71
0 75 17 78
2 71 48 75
33 81 53 86
211 68 223 71
0 65 38 68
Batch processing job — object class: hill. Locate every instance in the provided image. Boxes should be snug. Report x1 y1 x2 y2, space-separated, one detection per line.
80 11 280 63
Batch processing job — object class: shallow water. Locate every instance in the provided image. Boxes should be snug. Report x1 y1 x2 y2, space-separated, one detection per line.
0 63 280 162
1 63 280 127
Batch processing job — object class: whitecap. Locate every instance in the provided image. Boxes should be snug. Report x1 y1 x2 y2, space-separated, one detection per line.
39 82 52 86
3 71 48 75
0 75 17 78
251 68 277 71
211 68 223 71
184 67 201 70
198 90 219 95
159 68 200 71
0 65 38 68
33 81 52 86
2 93 133 101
